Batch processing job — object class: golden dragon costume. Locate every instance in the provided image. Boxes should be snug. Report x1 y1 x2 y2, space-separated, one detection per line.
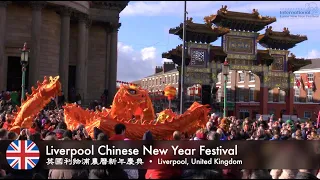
64 84 211 140
9 76 61 133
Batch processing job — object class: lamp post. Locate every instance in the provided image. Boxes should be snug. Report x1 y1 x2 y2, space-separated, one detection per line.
20 42 30 103
180 1 187 115
222 59 230 118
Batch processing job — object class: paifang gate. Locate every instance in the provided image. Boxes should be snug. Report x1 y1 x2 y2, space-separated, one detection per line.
163 6 312 116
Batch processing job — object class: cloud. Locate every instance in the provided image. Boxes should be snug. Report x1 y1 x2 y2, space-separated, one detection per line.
118 43 134 53
141 47 156 61
162 58 172 63
307 49 320 59
117 42 163 82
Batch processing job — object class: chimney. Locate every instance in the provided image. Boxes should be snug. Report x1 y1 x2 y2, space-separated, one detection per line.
155 66 163 74
163 62 175 73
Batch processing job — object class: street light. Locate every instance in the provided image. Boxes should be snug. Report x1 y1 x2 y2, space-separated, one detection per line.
20 42 30 103
222 59 230 118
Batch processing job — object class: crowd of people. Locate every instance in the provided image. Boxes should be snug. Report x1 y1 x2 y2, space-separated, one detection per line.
0 92 320 179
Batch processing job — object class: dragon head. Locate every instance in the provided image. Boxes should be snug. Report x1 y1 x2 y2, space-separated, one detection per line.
118 84 149 104
39 76 62 97
112 84 155 121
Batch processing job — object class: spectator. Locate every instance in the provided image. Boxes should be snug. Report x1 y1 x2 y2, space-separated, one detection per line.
172 131 182 140
0 128 7 140
109 123 127 140
63 130 73 139
207 131 220 140
97 133 108 141
7 131 18 140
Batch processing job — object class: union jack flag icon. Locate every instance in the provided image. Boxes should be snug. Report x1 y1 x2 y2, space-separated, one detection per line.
6 140 40 170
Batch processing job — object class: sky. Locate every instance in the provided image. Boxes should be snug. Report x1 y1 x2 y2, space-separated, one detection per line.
116 1 320 82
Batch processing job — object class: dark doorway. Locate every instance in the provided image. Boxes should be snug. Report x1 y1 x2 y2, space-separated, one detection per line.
6 56 29 91
68 65 76 102
201 85 211 105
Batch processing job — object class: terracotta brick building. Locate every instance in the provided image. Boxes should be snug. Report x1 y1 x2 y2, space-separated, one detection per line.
214 59 320 121
292 59 320 120
0 1 128 104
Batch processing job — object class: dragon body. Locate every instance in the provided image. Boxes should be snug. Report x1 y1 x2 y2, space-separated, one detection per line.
9 76 61 133
64 84 210 140
7 76 210 140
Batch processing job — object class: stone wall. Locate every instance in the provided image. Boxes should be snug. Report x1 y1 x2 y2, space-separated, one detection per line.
38 8 61 79
69 23 78 66
86 25 107 102
6 4 32 51
6 4 61 86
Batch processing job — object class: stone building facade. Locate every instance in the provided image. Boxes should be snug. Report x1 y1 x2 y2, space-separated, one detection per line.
141 62 179 92
0 1 128 104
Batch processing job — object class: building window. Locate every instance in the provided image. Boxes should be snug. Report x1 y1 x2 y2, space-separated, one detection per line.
172 75 175 84
218 73 221 83
156 79 158 85
176 74 179 83
249 73 255 81
268 89 273 102
227 74 231 83
239 73 245 82
307 73 314 82
227 88 232 102
238 88 245 102
295 73 300 81
294 89 300 102
159 77 162 85
279 90 285 102
249 88 255 101
307 89 313 102
304 111 311 118
168 76 171 84
217 88 221 102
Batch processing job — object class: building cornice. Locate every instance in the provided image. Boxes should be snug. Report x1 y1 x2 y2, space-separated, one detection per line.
90 1 128 12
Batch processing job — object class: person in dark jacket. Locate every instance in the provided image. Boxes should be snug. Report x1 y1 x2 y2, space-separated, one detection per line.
182 169 223 179
139 131 154 179
88 169 109 179
58 91 65 107
295 172 318 179
280 129 292 140
101 89 108 107
143 130 153 141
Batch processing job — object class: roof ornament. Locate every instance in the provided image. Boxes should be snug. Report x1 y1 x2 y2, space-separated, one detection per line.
266 26 273 33
283 27 290 35
204 14 215 25
220 5 228 14
289 53 296 59
253 9 263 19
186 17 193 24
